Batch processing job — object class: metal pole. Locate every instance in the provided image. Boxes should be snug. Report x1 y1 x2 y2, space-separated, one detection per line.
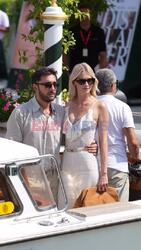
41 0 67 104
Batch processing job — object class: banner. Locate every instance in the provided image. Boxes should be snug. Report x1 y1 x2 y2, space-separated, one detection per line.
9 2 43 89
11 2 42 70
98 0 140 81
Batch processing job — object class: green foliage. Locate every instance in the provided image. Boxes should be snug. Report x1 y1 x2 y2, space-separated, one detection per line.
61 88 70 103
63 29 76 55
17 84 34 103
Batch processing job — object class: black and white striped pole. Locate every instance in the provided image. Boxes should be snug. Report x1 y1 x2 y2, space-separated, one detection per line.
41 0 67 104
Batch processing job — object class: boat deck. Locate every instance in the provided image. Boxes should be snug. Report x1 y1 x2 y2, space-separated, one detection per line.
68 201 141 229
70 201 141 217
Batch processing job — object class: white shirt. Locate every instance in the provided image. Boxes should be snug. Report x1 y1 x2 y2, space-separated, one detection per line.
6 97 65 165
0 10 9 40
98 94 135 173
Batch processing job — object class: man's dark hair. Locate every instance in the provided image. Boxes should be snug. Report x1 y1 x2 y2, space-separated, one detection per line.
31 67 57 84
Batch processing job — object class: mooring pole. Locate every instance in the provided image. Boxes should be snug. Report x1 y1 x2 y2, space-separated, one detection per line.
41 0 67 104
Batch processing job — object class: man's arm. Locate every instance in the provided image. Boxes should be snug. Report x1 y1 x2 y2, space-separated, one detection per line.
123 127 140 162
6 108 23 142
0 12 10 33
98 27 108 69
0 27 9 33
99 51 108 68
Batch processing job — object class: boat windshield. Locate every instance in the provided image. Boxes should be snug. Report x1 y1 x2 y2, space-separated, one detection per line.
19 155 67 211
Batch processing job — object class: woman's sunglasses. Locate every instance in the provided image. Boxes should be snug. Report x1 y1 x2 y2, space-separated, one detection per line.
76 78 95 86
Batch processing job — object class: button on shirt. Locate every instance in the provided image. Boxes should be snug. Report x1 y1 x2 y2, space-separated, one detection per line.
6 97 65 164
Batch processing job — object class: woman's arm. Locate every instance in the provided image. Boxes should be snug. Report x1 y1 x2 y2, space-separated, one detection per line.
97 101 109 192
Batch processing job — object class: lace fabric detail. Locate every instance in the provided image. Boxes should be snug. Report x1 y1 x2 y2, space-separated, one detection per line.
64 107 97 149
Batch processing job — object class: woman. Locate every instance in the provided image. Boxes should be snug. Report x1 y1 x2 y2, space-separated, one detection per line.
59 63 109 209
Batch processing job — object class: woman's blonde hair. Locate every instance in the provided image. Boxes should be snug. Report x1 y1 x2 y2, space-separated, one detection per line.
69 63 98 100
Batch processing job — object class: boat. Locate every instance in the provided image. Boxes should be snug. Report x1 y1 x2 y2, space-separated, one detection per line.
0 137 141 250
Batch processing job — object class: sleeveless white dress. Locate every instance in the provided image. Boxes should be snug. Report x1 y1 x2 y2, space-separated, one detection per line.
58 107 99 209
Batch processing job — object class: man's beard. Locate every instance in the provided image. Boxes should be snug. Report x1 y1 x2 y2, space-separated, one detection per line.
38 89 56 103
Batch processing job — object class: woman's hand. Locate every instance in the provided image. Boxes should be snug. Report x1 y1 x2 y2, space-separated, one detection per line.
97 173 108 192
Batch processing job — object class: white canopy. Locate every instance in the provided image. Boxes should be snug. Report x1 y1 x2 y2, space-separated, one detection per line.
0 138 39 164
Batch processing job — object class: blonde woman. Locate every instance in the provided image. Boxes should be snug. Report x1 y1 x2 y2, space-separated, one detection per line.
59 63 109 209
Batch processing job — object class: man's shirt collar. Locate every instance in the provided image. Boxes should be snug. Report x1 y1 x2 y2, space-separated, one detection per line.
31 96 56 115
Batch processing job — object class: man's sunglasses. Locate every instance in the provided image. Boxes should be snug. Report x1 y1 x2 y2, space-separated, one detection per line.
37 82 58 88
76 78 95 85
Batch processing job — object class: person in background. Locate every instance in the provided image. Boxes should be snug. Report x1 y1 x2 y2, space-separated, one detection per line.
58 63 109 209
65 3 107 72
96 68 140 201
0 9 9 82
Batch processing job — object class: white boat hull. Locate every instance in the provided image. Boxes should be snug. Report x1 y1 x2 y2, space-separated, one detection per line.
1 201 141 250
1 218 141 250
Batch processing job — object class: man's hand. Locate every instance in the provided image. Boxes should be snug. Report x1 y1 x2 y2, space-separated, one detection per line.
124 127 140 161
85 141 98 155
127 151 141 164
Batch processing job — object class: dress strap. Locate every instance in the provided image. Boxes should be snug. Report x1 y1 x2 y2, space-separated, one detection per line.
64 106 69 121
62 107 71 134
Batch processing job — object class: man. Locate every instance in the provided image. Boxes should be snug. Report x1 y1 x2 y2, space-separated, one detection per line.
0 9 9 81
96 68 140 201
6 67 64 161
67 4 107 72
6 67 64 201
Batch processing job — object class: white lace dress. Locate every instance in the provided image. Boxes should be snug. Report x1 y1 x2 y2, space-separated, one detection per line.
58 107 99 209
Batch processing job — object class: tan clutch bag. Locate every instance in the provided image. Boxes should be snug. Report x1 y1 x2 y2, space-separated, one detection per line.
73 186 119 208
